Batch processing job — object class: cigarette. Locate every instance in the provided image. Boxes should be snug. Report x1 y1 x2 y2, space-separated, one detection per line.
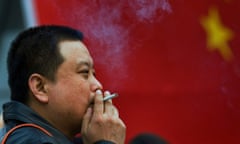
103 93 118 102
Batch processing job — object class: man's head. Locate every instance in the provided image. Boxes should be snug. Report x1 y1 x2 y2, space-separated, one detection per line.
7 25 83 104
130 133 168 144
7 25 103 135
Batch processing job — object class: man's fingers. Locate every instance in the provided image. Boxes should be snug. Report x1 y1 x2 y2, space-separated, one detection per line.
113 106 119 118
93 90 119 118
93 90 104 116
81 107 92 133
104 91 113 104
104 91 115 115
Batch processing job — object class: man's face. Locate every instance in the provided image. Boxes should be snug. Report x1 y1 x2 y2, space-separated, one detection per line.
47 40 102 131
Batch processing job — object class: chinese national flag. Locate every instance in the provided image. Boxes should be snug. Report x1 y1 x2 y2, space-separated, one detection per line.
34 0 240 143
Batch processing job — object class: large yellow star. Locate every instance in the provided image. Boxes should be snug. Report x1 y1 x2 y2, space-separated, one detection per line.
201 7 234 61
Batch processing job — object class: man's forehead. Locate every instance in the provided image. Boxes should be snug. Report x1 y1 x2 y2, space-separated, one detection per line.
59 40 94 65
59 40 89 55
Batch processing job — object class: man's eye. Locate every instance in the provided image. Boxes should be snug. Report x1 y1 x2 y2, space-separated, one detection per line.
78 70 89 79
79 70 89 74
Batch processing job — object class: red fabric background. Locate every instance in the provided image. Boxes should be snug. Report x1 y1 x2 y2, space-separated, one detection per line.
33 0 240 143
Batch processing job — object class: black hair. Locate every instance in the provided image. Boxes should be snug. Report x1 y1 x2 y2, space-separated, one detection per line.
7 25 84 103
130 133 168 144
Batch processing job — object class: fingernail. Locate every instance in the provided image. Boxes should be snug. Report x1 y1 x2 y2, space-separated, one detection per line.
104 91 110 95
96 89 102 95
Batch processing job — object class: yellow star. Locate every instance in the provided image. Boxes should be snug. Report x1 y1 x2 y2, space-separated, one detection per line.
201 7 234 61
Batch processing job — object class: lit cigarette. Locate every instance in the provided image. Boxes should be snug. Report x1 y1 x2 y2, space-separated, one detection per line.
103 93 118 102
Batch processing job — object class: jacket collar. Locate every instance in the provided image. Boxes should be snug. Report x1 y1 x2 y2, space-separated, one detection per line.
2 101 73 144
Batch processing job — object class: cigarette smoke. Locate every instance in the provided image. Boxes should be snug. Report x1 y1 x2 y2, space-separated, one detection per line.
128 0 172 23
66 0 172 89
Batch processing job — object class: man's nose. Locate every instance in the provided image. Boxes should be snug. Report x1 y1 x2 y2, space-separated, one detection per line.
90 76 103 91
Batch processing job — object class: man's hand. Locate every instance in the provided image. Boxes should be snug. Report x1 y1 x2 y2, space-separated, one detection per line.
81 90 126 144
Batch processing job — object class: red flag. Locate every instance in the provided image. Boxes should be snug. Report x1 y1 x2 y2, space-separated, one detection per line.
34 0 240 143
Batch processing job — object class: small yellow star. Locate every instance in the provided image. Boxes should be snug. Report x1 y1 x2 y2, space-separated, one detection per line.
201 7 234 61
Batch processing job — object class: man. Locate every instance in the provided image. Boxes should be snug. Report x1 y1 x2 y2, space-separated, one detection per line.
0 25 126 144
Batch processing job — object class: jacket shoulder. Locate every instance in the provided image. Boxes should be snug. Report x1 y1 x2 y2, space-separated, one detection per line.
3 126 57 144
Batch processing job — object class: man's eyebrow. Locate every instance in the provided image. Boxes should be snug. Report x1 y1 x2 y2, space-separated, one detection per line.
76 61 93 68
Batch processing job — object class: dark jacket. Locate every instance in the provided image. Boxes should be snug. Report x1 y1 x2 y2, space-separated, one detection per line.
0 101 114 144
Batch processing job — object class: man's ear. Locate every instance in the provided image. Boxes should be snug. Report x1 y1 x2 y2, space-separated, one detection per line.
28 73 49 103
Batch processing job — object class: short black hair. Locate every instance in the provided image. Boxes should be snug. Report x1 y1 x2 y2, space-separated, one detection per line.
7 25 84 103
130 133 168 144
